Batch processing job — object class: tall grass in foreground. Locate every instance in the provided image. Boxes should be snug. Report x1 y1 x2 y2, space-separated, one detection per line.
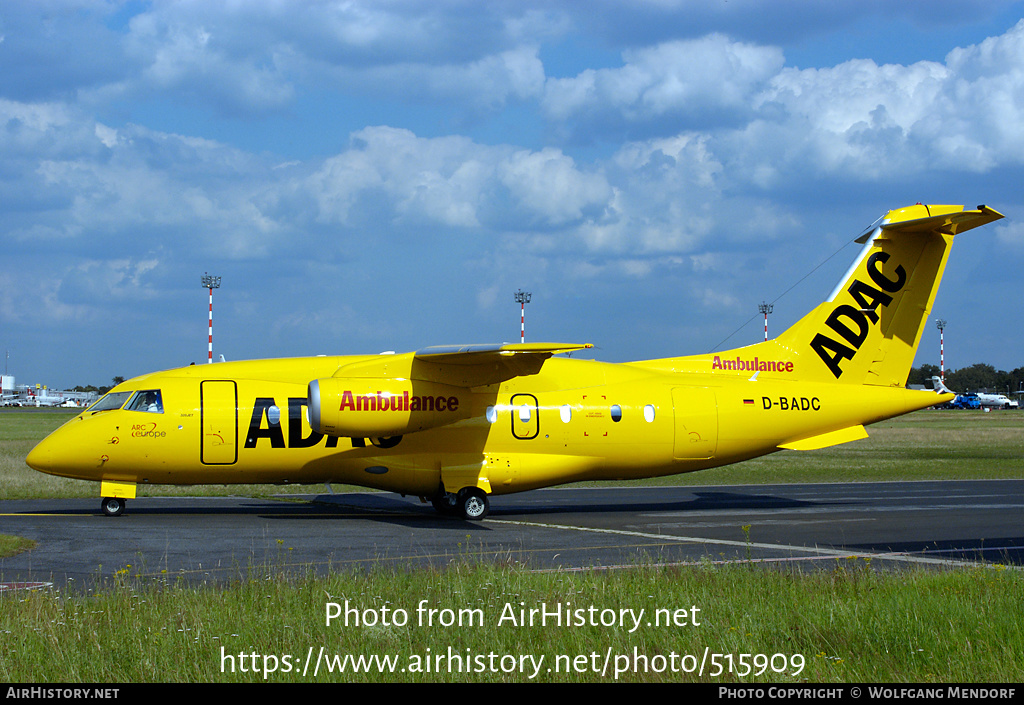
1 562 1021 683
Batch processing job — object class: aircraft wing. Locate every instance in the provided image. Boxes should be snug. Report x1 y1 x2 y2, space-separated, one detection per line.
415 342 593 363
415 342 593 386
332 342 594 388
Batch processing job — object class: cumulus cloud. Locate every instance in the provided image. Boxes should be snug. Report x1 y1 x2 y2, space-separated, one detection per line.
543 34 785 129
5 2 1024 381
306 126 611 231
714 19 1024 184
540 19 1024 186
124 12 295 114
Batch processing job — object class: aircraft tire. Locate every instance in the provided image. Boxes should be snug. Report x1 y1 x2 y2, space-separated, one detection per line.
101 497 125 517
458 488 490 521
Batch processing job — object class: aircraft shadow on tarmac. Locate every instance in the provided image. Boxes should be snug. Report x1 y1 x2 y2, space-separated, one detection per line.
284 489 847 531
12 488 851 532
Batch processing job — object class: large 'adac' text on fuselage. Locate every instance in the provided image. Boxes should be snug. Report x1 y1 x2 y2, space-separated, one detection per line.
244 397 402 450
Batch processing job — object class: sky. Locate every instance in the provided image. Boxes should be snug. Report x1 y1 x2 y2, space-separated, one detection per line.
4 0 1024 390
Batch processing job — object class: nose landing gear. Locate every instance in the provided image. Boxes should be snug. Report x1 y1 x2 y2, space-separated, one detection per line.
101 497 126 517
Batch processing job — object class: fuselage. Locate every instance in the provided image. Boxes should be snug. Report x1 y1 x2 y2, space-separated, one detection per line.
26 352 943 498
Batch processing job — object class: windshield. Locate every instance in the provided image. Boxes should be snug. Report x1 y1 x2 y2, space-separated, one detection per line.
125 390 164 413
86 391 134 413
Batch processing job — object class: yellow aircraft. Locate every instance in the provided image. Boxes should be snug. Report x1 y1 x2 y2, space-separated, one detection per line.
27 203 1003 520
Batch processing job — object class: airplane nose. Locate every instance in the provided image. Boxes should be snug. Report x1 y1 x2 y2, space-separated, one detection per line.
25 439 53 474
25 417 103 481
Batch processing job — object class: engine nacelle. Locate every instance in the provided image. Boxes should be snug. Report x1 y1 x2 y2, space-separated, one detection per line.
308 377 471 437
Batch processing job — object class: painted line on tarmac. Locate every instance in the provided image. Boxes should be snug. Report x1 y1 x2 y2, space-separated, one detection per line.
490 519 1019 570
0 513 94 517
0 582 53 592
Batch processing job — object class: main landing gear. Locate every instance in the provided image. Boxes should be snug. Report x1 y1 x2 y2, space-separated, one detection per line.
101 497 126 517
430 487 490 520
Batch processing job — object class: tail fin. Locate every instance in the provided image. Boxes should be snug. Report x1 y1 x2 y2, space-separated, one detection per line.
775 204 1003 386
931 376 955 394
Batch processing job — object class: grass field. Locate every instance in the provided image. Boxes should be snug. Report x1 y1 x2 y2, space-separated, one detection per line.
1 408 1022 683
2 558 1022 683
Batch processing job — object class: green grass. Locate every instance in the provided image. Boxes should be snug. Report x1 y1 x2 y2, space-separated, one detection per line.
0 534 35 558
1 561 1021 682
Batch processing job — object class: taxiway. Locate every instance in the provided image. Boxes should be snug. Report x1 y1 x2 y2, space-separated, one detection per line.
1 480 1021 590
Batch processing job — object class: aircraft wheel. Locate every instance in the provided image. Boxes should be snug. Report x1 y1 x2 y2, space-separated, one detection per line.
101 497 125 517
457 488 490 521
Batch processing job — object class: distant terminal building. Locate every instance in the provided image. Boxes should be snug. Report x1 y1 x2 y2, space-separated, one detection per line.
1 375 14 405
2 378 97 407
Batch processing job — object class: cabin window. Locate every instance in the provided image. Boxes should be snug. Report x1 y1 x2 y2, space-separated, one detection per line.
519 404 532 422
486 406 497 423
610 404 622 422
644 404 656 423
559 404 572 423
125 390 164 414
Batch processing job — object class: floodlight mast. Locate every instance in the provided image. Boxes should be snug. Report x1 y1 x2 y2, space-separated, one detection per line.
758 302 774 342
935 319 947 381
201 273 222 364
514 289 532 344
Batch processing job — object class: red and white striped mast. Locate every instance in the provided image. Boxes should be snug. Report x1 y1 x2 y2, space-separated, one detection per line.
758 301 773 342
514 289 531 343
201 273 222 363
935 318 946 381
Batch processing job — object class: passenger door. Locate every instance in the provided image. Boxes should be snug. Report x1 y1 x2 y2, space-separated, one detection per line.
201 380 238 465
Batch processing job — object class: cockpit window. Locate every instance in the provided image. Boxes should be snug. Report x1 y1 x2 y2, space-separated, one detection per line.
125 390 164 414
87 391 134 413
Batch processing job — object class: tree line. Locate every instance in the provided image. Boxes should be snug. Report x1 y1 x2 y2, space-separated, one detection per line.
907 364 1024 396
71 377 126 396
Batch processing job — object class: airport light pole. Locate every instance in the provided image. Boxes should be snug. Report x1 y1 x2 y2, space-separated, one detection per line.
514 289 531 344
201 273 222 364
935 319 946 381
759 302 774 342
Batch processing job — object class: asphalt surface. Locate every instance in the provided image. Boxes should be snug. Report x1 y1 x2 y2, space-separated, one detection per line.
1 480 1022 590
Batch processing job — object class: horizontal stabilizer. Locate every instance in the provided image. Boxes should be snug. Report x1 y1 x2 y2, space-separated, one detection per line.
778 425 868 451
855 204 1004 243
